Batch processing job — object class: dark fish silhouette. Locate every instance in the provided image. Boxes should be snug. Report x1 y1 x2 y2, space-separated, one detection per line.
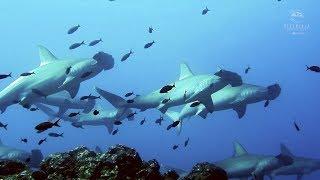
190 101 201 107
35 119 60 133
144 41 155 49
20 72 35 77
184 138 190 147
89 39 103 47
140 118 146 125
148 27 154 33
30 107 39 112
127 99 134 104
264 100 270 107
38 138 47 145
0 122 8 130
162 98 170 104
127 112 137 118
294 122 300 131
71 122 84 129
125 92 134 97
81 71 93 78
160 84 175 93
171 121 180 128
69 112 80 117
68 25 80 34
306 65 320 73
21 138 28 143
69 41 85 50
167 124 173 130
48 132 64 138
114 121 122 125
112 129 119 135
172 145 179 150
121 50 134 62
66 66 72 75
155 116 164 125
80 94 101 100
32 89 47 98
0 73 12 80
245 66 251 74
202 7 210 15
93 110 100 116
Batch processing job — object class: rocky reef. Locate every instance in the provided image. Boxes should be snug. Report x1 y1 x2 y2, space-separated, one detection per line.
0 145 227 180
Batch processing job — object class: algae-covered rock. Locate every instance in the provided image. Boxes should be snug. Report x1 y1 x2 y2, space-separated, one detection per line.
183 162 228 180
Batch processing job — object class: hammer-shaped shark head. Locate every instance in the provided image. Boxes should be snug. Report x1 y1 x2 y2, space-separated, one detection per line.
214 69 243 87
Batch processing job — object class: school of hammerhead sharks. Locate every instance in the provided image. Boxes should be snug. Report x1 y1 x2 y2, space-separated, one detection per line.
0 23 319 179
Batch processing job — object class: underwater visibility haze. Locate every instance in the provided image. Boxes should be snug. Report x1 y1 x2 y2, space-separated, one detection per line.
0 0 320 179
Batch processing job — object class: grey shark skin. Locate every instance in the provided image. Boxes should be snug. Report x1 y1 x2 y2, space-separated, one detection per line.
215 142 293 180
0 46 114 113
268 144 320 180
119 63 242 114
37 87 133 134
36 91 96 116
165 83 281 133
0 139 43 168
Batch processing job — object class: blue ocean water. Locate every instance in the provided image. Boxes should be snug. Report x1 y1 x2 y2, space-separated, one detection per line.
0 0 319 179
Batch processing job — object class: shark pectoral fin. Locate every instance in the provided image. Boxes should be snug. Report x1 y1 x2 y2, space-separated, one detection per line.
165 110 182 135
56 99 71 116
199 97 214 113
65 83 80 99
233 105 247 119
196 107 209 119
61 76 75 88
158 104 169 113
104 121 114 134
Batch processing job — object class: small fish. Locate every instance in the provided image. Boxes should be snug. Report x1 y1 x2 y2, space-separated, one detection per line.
125 92 134 97
162 98 171 104
127 112 137 118
155 116 164 125
140 118 146 125
69 41 85 50
264 100 270 107
32 89 47 98
245 66 251 74
68 25 80 34
306 65 320 73
93 110 100 116
112 129 119 135
172 145 179 150
71 122 84 129
69 112 80 117
22 103 31 109
114 121 122 125
89 39 103 47
202 7 210 15
0 122 8 130
190 101 201 107
66 66 72 75
294 122 300 131
30 107 39 112
25 157 31 163
35 119 60 133
160 84 175 93
127 99 134 103
20 72 35 76
148 27 154 33
38 138 47 145
80 94 101 100
121 50 134 62
171 121 180 128
81 71 93 78
0 73 12 80
167 124 173 130
21 138 28 143
184 138 190 147
144 41 155 49
48 132 64 138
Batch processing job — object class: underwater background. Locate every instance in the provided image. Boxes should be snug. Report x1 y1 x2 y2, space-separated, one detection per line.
0 0 319 179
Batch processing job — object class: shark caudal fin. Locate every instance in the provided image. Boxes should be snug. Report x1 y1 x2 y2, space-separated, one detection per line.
38 45 58 66
233 141 248 157
165 110 182 134
29 149 43 168
280 144 294 157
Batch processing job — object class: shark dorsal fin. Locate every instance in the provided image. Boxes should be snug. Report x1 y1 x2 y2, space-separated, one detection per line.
38 45 58 66
179 63 194 80
280 144 294 157
233 142 248 157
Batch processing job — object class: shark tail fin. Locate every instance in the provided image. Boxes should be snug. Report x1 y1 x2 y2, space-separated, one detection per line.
30 149 43 168
280 144 294 157
165 110 182 135
104 120 114 135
